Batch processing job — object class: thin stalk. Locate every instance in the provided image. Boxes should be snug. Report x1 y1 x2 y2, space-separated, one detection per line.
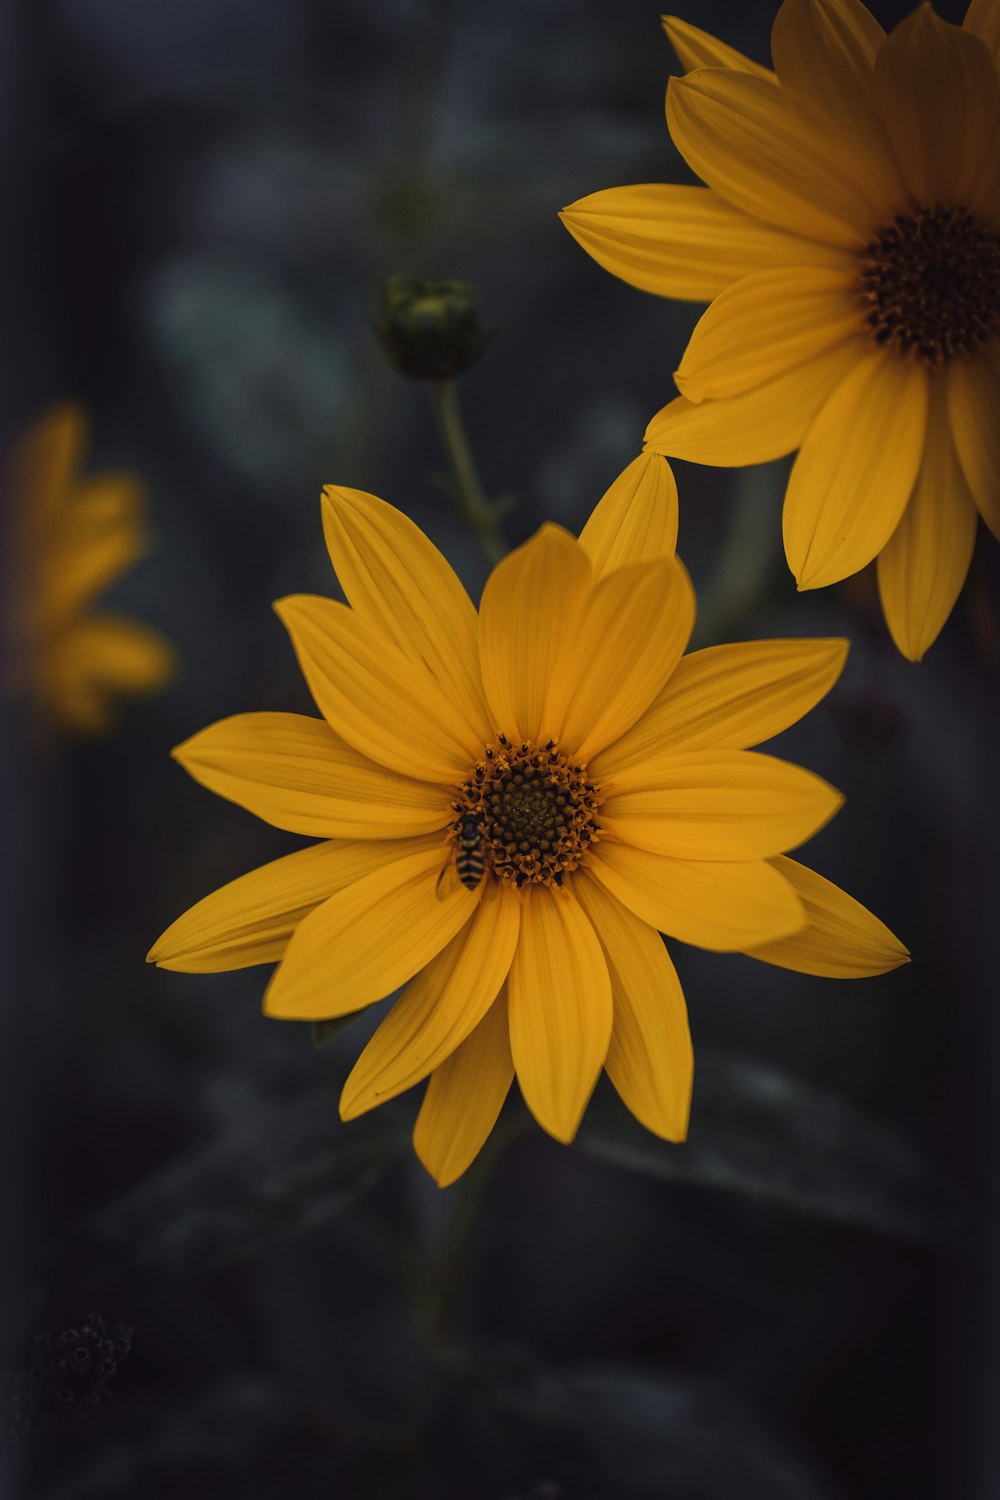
429 379 507 564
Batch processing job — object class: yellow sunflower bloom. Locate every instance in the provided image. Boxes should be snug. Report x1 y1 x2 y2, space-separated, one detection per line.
560 0 1000 661
148 463 906 1187
3 403 177 734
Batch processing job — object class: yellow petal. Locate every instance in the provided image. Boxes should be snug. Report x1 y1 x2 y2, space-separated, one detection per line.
599 749 843 860
52 611 175 690
575 875 692 1142
577 451 678 576
478 525 591 743
784 350 928 589
874 8 1000 212
559 185 837 302
339 879 520 1118
592 638 848 772
42 476 149 628
964 0 1000 68
743 855 909 976
645 339 861 465
413 991 514 1188
587 841 806 950
274 594 477 782
263 842 479 1020
948 346 1000 541
507 885 613 1143
676 266 859 402
173 712 451 839
877 382 979 661
148 836 421 972
666 70 877 247
10 402 86 532
551 557 696 764
321 486 492 744
770 0 906 212
662 14 775 78
43 613 177 733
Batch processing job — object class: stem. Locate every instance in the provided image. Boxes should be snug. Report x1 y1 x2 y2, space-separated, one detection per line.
429 379 507 564
691 464 783 648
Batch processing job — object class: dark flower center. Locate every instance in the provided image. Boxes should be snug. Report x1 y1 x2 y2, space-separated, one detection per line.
451 734 602 887
857 205 1000 369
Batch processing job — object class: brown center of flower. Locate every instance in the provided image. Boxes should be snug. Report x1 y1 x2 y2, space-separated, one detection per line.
450 734 603 887
857 206 1000 369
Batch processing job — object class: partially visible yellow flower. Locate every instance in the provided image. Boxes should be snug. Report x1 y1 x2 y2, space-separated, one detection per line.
149 460 906 1187
561 0 1000 660
3 404 177 734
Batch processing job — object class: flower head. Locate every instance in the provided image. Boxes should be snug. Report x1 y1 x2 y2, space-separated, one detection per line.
561 0 1000 660
3 404 177 734
149 456 906 1186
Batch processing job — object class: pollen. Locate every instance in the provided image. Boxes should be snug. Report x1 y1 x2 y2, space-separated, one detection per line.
857 205 1000 370
451 734 603 888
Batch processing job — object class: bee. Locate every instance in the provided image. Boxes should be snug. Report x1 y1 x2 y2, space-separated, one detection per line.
435 813 486 899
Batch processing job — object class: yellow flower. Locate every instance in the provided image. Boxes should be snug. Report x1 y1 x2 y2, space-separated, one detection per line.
560 0 1000 661
3 403 177 734
148 459 906 1186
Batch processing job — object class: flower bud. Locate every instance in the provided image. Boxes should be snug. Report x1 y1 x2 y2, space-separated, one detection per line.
376 275 494 380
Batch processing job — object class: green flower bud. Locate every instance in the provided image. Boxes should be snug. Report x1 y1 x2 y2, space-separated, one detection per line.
376 276 495 381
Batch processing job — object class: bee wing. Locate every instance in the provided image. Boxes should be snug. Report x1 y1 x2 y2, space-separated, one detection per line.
434 856 461 902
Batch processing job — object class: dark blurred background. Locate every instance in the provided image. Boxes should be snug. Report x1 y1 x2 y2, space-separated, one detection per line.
2 0 998 1495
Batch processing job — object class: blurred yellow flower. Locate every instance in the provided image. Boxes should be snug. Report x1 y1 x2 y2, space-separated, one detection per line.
3 404 177 734
149 462 906 1186
561 0 1000 660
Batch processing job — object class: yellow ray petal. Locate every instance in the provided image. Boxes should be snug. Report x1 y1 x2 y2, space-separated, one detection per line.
666 70 877 248
10 402 86 533
964 0 1000 68
42 475 148 628
413 991 514 1188
770 0 906 212
874 8 1000 212
478 525 591 744
948 347 1000 541
507 885 613 1144
148 836 426 972
321 486 492 745
44 613 177 733
676 266 860 402
662 14 775 78
599 749 843 860
577 451 678 576
340 879 520 1118
173 712 451 840
274 594 478 782
559 185 838 303
784 350 928 589
587 841 806 951
263 842 479 1021
592 638 848 773
645 339 861 465
743 855 909 976
575 875 692 1142
877 383 979 661
551 557 696 764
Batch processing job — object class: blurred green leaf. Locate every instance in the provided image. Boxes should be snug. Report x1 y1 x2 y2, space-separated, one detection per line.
62 1094 401 1289
578 1050 962 1251
492 1361 841 1499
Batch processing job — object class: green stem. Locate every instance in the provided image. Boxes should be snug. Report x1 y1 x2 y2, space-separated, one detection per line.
690 464 784 648
429 379 507 564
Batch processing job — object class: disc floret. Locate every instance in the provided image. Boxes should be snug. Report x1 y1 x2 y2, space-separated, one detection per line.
857 204 1000 369
451 734 603 888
